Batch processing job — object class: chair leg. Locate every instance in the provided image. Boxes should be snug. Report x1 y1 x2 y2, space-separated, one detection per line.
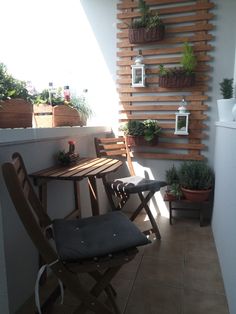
129 191 161 239
75 266 122 314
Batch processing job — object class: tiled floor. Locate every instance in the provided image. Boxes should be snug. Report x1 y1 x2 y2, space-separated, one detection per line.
18 214 229 314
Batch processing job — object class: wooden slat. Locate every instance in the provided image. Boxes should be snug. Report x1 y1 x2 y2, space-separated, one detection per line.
117 44 213 58
134 152 205 160
117 0 214 161
117 85 208 93
117 3 214 19
117 34 214 48
118 0 195 9
117 13 215 29
119 113 207 121
119 95 208 102
119 104 209 111
117 23 214 39
117 54 212 66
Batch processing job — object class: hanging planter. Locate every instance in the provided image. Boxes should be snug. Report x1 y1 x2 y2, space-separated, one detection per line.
126 135 159 147
159 43 197 89
127 0 165 45
129 24 165 44
159 72 195 88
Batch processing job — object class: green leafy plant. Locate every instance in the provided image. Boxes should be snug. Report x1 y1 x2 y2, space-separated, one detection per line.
178 161 214 190
129 0 163 29
170 183 183 200
69 95 93 121
32 87 64 105
120 119 161 142
120 120 145 137
180 42 197 74
143 119 161 141
165 164 179 186
159 43 197 77
219 78 234 99
0 62 31 102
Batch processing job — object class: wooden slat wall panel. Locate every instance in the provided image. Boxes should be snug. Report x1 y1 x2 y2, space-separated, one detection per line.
117 0 214 160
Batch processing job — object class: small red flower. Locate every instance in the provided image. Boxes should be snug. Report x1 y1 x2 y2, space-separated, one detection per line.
68 140 76 145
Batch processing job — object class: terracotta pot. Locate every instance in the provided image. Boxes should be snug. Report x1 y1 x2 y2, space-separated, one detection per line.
128 25 165 44
181 187 212 202
0 99 33 128
126 135 158 147
53 105 85 127
159 73 195 88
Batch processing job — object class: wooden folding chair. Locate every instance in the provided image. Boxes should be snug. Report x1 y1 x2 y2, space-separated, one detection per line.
2 152 150 314
94 137 167 239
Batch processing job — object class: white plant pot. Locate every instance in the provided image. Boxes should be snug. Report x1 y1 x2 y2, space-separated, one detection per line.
232 103 236 121
217 98 236 122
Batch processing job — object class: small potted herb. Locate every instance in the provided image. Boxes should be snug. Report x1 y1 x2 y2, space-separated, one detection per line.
217 78 235 122
159 42 197 88
165 164 182 200
120 119 161 146
128 0 165 44
178 160 214 202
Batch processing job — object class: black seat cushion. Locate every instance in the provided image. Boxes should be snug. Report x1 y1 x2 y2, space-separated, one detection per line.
53 211 150 262
106 176 166 194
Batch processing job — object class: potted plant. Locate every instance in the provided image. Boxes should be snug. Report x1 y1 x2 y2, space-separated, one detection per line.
165 164 182 200
159 42 197 88
53 94 93 127
128 0 165 44
32 87 64 127
178 161 214 202
121 119 161 146
217 78 235 122
0 63 33 128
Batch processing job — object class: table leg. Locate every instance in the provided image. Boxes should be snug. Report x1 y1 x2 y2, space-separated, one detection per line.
39 181 48 212
73 181 81 218
88 176 99 216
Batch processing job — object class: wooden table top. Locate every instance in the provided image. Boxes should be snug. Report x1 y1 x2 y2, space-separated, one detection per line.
30 157 123 181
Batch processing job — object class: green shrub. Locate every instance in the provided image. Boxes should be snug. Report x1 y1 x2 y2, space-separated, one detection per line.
179 161 214 190
0 63 31 101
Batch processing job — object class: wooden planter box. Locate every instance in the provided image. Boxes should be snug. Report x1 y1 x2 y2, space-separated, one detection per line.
128 25 165 44
0 99 33 128
159 73 195 88
33 104 52 128
126 135 159 147
52 105 85 127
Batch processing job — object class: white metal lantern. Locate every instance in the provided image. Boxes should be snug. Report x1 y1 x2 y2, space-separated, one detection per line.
174 98 190 135
131 51 145 87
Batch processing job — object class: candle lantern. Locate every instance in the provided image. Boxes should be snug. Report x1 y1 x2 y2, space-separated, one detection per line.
131 50 145 87
174 98 190 135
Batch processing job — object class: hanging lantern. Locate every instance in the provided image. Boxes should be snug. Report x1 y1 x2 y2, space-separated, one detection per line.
131 50 145 87
174 98 190 135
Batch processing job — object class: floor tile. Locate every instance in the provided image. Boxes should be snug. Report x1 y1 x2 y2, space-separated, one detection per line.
124 281 182 314
183 288 229 314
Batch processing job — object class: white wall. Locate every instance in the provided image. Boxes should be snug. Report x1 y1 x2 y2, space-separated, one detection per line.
212 123 236 314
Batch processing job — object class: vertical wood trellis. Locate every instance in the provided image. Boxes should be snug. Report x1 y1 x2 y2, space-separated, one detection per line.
117 0 215 160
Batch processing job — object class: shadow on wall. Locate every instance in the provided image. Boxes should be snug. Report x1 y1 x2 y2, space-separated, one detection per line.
80 0 117 75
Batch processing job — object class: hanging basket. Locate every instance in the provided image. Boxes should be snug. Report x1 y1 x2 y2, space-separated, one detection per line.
126 135 158 147
128 25 165 44
159 73 195 88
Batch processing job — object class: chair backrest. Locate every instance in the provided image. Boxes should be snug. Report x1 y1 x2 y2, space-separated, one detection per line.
94 137 135 176
2 153 57 263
